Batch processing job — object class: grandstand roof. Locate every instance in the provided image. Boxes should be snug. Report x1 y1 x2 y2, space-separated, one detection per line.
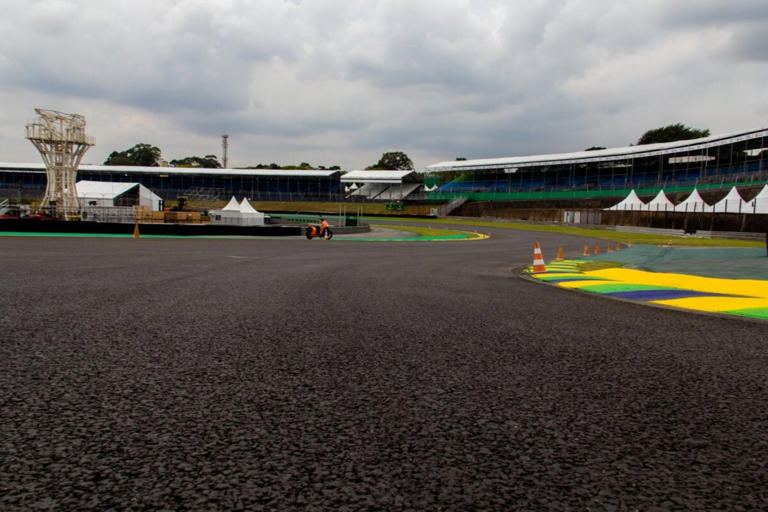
76 180 140 198
341 170 416 183
0 163 340 178
425 127 768 172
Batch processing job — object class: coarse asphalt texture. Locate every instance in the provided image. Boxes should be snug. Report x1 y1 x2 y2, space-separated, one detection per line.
1 228 767 511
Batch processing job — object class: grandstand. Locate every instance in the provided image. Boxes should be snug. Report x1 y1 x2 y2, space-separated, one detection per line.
0 164 342 203
424 127 768 203
342 170 423 201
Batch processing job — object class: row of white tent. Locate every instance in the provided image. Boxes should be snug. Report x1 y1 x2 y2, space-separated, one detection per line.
209 196 267 226
605 185 768 214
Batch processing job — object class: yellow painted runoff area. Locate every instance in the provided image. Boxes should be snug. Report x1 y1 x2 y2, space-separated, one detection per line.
530 261 768 319
652 297 768 312
586 268 768 299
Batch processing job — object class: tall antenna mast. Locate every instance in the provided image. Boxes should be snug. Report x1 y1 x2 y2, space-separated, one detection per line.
222 134 229 169
25 108 94 219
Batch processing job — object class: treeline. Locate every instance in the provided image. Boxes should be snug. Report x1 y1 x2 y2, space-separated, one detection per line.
103 143 343 170
102 144 416 171
242 163 341 170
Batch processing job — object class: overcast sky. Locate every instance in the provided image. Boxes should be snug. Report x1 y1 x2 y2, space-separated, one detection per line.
1 0 767 170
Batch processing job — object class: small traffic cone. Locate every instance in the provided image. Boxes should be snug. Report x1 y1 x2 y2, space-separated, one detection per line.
628 240 633 248
616 242 621 251
556 246 563 261
594 244 600 255
583 245 589 256
133 223 140 239
606 244 613 253
532 241 546 273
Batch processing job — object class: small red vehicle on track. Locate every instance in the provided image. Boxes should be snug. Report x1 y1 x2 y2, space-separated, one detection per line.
305 221 333 240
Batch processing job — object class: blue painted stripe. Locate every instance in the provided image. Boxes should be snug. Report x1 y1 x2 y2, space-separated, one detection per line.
607 289 731 301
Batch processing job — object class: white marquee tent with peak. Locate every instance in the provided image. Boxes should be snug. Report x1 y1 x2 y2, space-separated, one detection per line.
221 196 241 211
642 190 675 212
744 184 768 214
712 186 748 214
604 189 645 211
674 188 712 213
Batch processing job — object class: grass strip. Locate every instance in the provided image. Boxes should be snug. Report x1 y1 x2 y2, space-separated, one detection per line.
363 216 763 248
368 223 486 240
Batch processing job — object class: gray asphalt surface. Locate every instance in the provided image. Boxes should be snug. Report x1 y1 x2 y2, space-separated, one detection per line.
1 230 767 510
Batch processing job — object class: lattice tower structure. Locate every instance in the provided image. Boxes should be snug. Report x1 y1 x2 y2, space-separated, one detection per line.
25 109 94 219
222 134 229 169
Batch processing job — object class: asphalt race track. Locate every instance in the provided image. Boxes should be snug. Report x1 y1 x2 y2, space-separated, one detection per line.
2 229 767 510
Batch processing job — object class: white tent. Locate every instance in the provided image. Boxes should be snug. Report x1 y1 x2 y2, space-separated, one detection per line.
209 196 266 226
605 189 646 211
222 196 241 211
76 180 162 210
642 190 675 212
674 188 713 213
743 184 768 214
238 198 266 225
713 186 748 213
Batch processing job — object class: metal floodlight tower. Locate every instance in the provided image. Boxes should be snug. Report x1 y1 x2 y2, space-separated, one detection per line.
222 134 229 169
25 108 94 219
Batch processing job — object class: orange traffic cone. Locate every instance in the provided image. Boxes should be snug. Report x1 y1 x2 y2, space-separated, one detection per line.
556 246 563 261
594 244 600 255
133 223 140 239
532 241 546 273
628 240 633 248
583 245 589 256
616 242 621 251
606 244 613 253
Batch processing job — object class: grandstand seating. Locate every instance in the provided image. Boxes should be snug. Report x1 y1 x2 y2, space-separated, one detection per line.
434 160 768 198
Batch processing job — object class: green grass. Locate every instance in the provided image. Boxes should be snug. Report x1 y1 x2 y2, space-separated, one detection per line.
576 261 626 272
364 216 764 248
369 223 485 239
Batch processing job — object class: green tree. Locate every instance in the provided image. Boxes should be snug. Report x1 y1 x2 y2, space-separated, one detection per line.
170 154 222 168
637 123 710 145
367 151 414 170
104 143 162 166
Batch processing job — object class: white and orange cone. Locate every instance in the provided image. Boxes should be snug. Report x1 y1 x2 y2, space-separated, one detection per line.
532 241 547 273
